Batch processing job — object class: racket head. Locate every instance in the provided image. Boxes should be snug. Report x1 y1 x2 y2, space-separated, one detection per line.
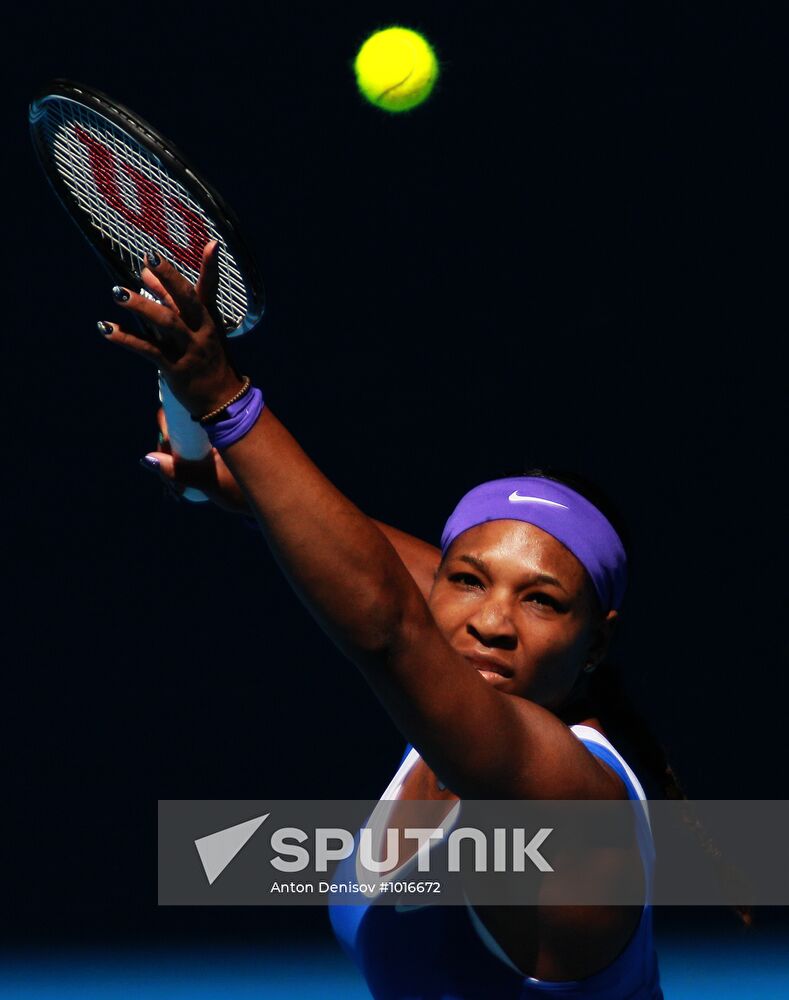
29 79 264 337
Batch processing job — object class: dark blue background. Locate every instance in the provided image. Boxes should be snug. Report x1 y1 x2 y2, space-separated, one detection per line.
5 0 787 952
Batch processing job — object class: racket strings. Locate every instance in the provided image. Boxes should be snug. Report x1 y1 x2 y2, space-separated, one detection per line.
35 99 249 329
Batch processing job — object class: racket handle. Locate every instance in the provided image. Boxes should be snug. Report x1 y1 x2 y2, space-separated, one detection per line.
158 374 211 503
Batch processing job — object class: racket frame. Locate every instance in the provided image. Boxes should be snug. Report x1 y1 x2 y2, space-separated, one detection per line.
29 78 265 337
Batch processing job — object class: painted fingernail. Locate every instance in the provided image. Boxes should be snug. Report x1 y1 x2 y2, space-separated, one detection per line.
147 249 161 268
112 286 130 302
140 456 160 470
97 321 113 336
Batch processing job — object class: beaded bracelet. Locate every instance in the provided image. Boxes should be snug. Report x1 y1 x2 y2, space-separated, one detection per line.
192 376 252 424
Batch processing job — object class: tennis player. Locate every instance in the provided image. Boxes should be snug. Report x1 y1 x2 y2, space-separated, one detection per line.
103 245 663 998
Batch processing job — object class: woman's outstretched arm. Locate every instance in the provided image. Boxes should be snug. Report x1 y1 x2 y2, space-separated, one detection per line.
105 247 624 801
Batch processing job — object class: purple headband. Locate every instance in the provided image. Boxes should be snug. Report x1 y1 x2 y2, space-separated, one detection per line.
440 477 627 611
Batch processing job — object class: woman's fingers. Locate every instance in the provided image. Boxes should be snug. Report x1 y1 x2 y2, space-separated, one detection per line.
140 452 184 499
141 267 179 314
145 251 204 330
98 321 164 365
111 283 191 364
112 284 184 335
195 240 220 311
155 407 173 454
110 252 235 415
140 447 251 514
156 406 170 439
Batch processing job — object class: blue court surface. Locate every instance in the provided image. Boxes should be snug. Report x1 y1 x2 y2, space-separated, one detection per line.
2 928 788 999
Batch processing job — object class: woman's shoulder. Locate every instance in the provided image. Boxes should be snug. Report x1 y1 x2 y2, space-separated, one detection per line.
569 721 649 802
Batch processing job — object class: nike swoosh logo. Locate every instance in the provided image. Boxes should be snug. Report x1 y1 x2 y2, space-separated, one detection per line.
508 492 568 509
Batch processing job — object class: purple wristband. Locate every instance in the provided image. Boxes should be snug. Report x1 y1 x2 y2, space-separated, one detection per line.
204 386 265 449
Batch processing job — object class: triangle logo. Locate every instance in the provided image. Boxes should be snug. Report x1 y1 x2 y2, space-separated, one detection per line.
194 813 270 885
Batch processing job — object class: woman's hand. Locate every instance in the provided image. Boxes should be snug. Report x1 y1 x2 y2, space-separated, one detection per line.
100 241 244 419
143 407 252 514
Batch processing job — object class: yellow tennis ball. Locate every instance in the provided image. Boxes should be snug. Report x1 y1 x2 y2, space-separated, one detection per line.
354 27 439 112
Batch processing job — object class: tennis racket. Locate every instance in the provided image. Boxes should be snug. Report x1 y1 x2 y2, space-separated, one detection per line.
29 79 265 501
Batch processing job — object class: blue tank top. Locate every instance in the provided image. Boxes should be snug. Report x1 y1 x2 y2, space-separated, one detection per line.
329 726 663 999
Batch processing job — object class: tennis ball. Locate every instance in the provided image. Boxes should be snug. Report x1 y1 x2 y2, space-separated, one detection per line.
354 27 439 113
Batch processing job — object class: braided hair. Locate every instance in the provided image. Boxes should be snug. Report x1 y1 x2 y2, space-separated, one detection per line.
523 467 752 926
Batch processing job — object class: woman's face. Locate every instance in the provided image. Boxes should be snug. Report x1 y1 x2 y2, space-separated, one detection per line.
428 519 611 709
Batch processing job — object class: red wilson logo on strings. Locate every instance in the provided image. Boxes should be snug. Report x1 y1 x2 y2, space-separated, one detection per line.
73 124 210 271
